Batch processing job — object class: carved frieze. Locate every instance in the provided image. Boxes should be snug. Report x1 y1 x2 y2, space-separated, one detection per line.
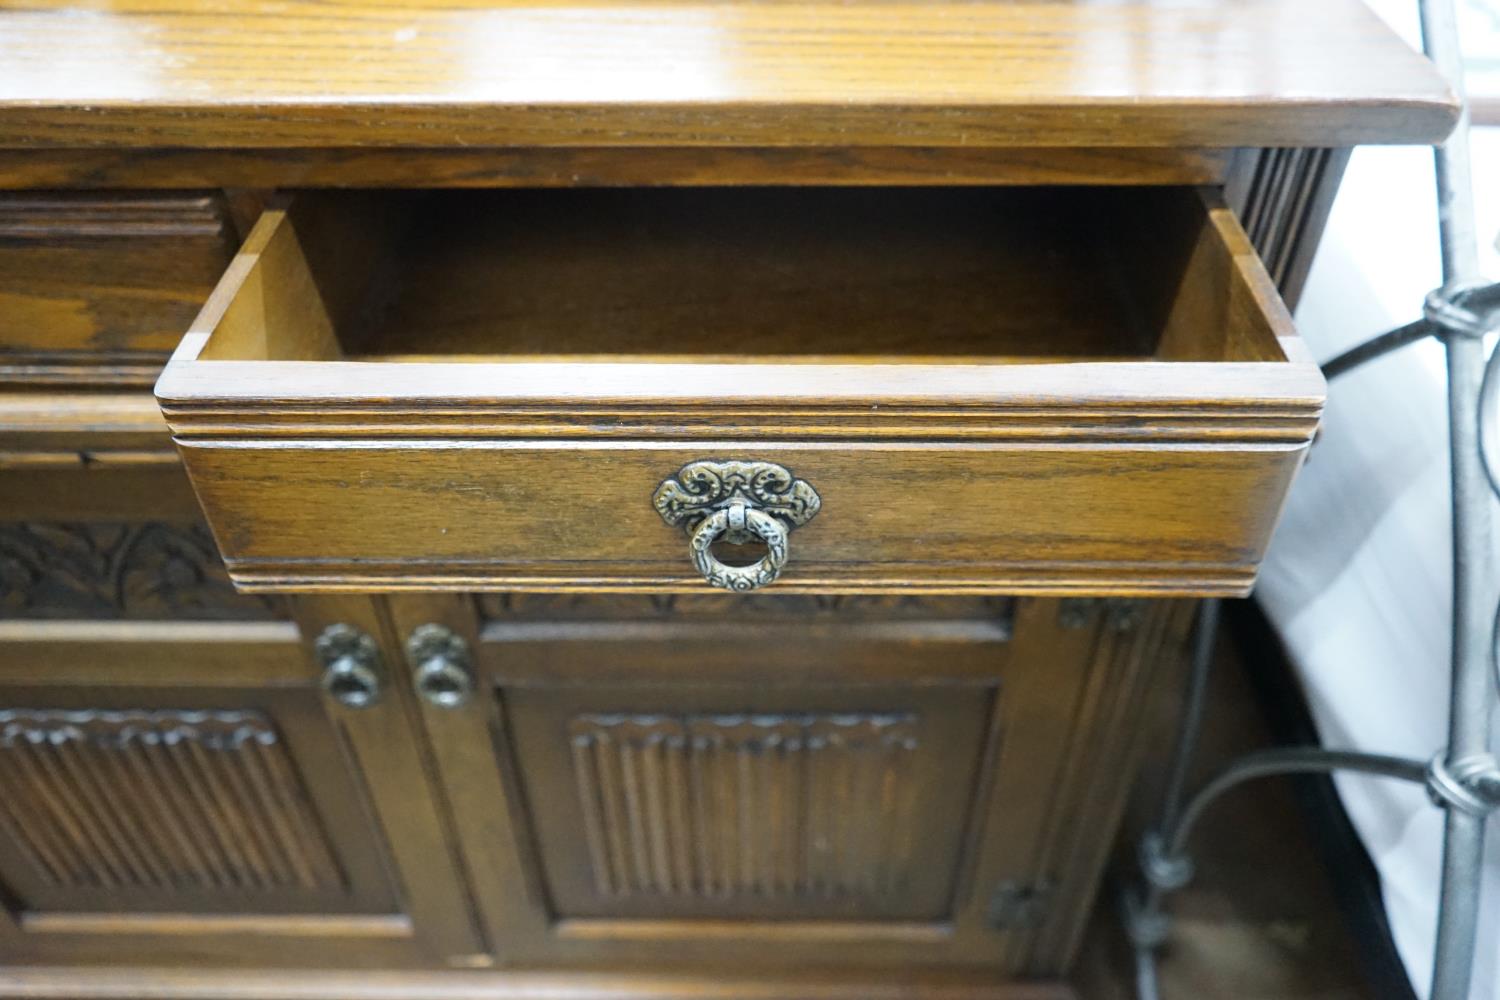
480 593 1014 632
0 523 281 620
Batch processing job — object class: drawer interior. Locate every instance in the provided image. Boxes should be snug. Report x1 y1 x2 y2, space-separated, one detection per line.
192 186 1290 368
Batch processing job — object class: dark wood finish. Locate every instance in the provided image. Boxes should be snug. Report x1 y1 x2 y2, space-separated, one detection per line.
0 393 198 523
1023 601 1196 973
477 593 1019 624
173 439 1306 596
0 194 236 386
0 707 347 910
0 965 1076 1000
0 426 482 969
387 594 1188 973
0 522 282 621
0 147 1234 192
0 597 480 967
0 463 201 525
1227 148 1354 310
0 2 1440 995
520 702 983 922
158 186 1320 596
0 0 1455 151
0 392 173 455
347 188 1203 362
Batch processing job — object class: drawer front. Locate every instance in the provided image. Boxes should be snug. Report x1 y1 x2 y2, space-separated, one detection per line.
158 186 1323 595
0 193 236 387
179 440 1304 595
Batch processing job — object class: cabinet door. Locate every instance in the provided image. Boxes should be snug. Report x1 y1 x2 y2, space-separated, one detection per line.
510 683 989 924
392 593 1113 971
0 522 481 967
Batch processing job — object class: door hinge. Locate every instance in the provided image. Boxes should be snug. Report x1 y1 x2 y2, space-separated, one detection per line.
985 879 1053 929
1058 597 1147 632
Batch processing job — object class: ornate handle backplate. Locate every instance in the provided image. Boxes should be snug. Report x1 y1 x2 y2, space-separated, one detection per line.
653 460 820 592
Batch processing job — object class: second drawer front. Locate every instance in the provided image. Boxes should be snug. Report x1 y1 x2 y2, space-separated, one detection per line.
179 440 1304 595
0 193 236 386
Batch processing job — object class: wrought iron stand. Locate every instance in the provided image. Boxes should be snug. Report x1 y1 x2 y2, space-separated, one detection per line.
1122 1 1500 997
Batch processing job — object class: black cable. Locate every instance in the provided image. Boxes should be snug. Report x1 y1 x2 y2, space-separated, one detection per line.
1321 319 1434 380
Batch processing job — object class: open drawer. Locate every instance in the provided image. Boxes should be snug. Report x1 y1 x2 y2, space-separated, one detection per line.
156 186 1322 595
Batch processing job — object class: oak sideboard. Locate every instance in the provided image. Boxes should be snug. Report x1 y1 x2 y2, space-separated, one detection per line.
0 2 1455 998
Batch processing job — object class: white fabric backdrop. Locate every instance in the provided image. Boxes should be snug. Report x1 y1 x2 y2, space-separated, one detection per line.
1255 2 1500 993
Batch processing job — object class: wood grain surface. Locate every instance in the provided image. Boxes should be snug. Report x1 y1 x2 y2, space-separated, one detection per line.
0 965 1074 1000
387 594 1180 973
0 391 198 521
0 0 1456 150
350 188 1162 362
0 0 1399 989
0 599 481 968
174 440 1306 595
0 147 1235 191
0 193 236 386
158 186 1321 595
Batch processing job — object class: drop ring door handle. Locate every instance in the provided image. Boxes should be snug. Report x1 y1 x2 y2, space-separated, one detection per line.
406 624 476 708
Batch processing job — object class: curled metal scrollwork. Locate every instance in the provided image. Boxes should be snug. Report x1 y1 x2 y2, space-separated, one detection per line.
653 461 820 592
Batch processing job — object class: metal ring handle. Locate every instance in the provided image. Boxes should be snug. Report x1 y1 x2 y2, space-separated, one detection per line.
406 624 475 708
316 624 383 709
324 657 382 708
414 656 474 708
687 502 788 592
654 460 819 591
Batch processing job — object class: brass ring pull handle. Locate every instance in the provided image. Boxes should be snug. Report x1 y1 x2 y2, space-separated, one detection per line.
654 461 821 592
406 624 475 708
315 624 383 709
689 501 788 591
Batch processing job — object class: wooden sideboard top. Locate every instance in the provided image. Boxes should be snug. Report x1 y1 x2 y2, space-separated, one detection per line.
0 0 1456 151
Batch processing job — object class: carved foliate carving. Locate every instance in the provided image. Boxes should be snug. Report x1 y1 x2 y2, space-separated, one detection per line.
568 712 921 901
0 709 344 893
478 593 1014 633
0 523 281 620
0 708 274 748
652 460 821 533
